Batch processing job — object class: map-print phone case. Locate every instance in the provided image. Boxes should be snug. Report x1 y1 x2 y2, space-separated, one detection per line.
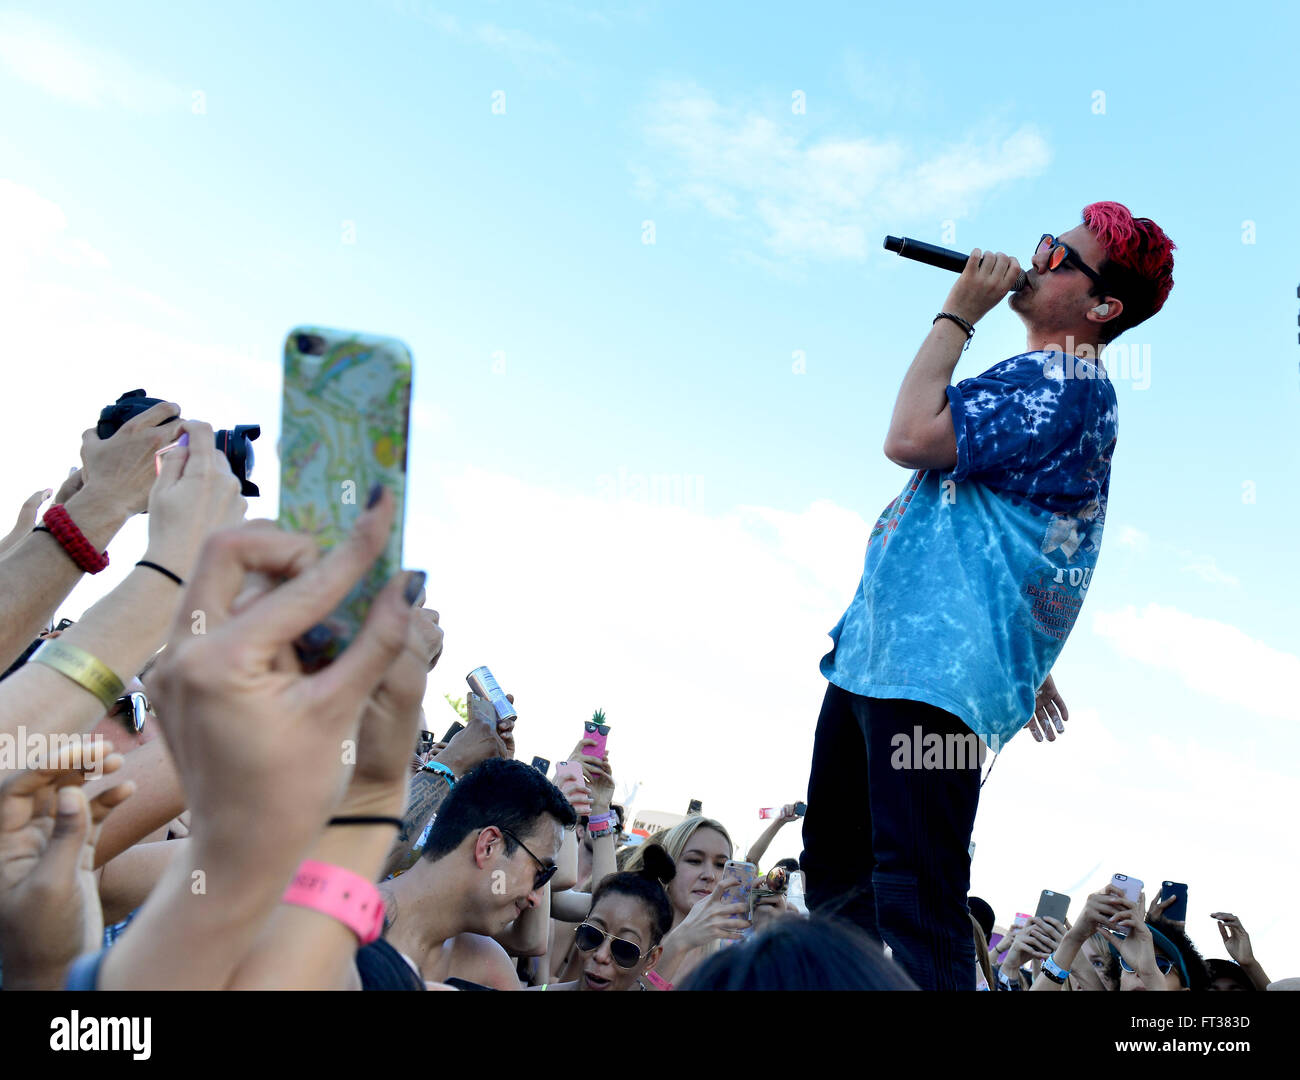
279 325 412 670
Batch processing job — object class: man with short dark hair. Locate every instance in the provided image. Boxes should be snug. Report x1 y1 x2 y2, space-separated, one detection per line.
368 758 576 987
801 203 1176 991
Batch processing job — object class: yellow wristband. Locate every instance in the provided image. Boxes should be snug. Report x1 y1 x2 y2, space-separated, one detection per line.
30 639 124 709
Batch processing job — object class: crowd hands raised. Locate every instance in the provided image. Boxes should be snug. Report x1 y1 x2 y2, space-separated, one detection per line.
976 888 1282 993
0 402 891 992
0 405 1288 994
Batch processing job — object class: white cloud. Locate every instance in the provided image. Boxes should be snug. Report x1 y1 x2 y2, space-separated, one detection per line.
0 12 185 111
0 179 110 274
1091 603 1299 721
1115 524 1150 551
1177 556 1240 587
638 83 1050 259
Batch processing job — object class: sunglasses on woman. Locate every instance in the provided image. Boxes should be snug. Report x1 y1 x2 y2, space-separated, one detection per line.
574 922 644 968
1111 946 1174 976
1036 234 1112 296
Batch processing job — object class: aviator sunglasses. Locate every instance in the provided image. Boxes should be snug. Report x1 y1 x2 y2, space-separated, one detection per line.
574 922 644 968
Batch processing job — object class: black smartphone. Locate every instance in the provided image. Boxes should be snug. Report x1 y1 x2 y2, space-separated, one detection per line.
531 756 550 774
1160 881 1188 922
442 720 465 743
415 730 435 756
687 799 703 815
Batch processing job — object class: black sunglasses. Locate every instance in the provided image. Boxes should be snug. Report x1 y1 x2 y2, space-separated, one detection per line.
1037 234 1113 297
110 691 149 734
574 922 643 968
496 825 557 892
584 721 610 736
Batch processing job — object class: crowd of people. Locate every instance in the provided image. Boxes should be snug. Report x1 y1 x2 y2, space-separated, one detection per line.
0 402 1290 993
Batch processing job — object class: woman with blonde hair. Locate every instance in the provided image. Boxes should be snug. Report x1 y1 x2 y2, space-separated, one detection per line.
622 815 750 988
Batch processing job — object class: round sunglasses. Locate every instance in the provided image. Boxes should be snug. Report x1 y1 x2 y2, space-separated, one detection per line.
574 922 644 968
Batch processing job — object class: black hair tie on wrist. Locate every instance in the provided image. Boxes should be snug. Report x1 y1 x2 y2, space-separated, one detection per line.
329 816 404 830
136 560 184 586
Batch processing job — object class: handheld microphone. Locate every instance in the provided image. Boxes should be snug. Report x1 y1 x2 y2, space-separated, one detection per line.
883 236 1028 292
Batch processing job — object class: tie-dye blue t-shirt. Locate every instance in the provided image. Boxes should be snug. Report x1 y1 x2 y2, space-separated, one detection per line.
820 350 1117 746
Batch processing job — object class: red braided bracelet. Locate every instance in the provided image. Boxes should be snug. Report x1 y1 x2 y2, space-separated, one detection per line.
36 504 109 574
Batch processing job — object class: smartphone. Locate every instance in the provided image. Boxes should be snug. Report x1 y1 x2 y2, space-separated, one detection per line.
554 761 591 813
1011 911 1031 932
442 720 465 743
719 860 758 924
530 756 551 774
793 801 807 817
1111 873 1143 903
1035 890 1070 924
415 730 435 757
1110 873 1143 939
583 710 609 758
687 799 703 815
1160 881 1188 922
279 326 412 671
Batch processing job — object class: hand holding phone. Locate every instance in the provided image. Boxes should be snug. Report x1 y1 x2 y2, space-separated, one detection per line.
582 709 609 759
1156 881 1188 923
1035 890 1071 924
553 761 592 815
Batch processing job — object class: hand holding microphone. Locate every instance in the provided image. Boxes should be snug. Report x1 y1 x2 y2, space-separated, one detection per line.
940 249 1025 328
884 236 1027 328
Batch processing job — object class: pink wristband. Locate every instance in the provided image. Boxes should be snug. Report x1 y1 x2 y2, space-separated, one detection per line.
644 970 673 991
282 859 385 945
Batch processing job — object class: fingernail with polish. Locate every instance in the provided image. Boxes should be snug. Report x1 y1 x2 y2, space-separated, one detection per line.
404 570 427 606
367 483 384 508
178 432 189 447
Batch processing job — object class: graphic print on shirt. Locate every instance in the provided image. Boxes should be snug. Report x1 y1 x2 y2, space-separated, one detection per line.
821 351 1119 744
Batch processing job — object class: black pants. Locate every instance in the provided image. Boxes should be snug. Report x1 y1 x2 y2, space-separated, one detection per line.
800 683 981 991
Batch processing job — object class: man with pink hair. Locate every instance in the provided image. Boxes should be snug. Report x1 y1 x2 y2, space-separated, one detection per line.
801 203 1175 990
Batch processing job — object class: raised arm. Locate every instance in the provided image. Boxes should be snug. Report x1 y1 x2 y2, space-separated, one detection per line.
0 404 178 670
745 803 798 867
884 250 1021 470
99 493 412 989
0 421 244 744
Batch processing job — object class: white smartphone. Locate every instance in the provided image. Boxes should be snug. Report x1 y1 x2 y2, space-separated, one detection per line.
1109 873 1143 939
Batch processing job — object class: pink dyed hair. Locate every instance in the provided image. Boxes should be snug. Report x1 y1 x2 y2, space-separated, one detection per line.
1081 201 1176 340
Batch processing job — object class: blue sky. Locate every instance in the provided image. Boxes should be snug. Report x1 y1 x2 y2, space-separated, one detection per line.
2 1 1298 976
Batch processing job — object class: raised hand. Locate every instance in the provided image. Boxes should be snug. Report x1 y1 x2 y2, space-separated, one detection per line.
943 249 1025 326
0 737 134 989
0 488 52 557
436 692 508 778
79 400 182 516
346 580 435 815
670 880 751 951
144 422 246 580
1211 913 1255 967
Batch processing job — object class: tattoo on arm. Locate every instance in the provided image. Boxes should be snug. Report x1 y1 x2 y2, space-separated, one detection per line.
383 770 452 878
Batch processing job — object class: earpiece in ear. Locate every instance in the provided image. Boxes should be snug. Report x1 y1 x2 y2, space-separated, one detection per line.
1092 303 1110 316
